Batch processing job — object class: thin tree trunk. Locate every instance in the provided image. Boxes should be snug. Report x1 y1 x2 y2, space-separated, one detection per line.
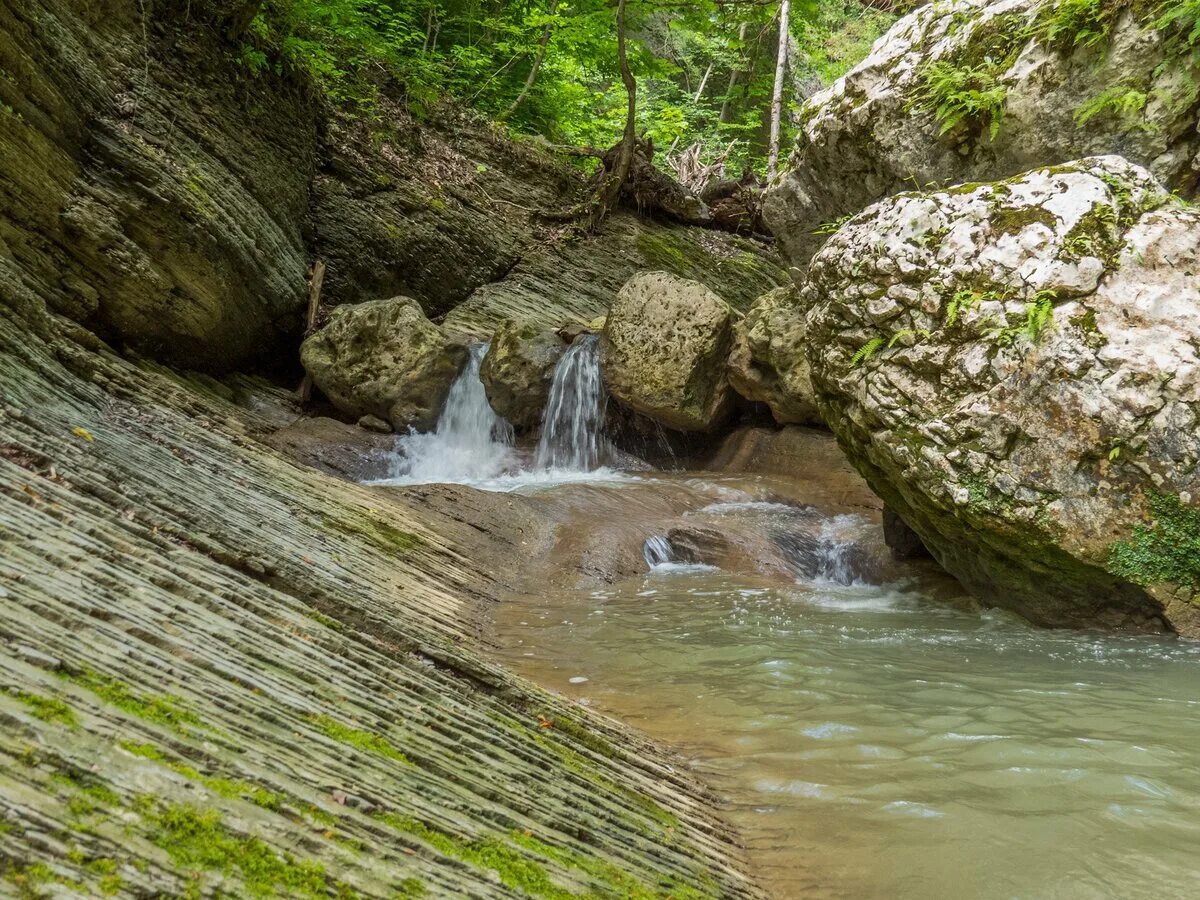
718 21 748 125
504 0 560 119
297 260 326 404
585 0 636 231
767 0 790 178
693 60 713 102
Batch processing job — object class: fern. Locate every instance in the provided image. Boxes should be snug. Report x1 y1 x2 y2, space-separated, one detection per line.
850 336 886 368
1036 0 1126 51
1074 85 1151 131
1157 0 1200 50
887 328 932 348
1024 290 1057 342
912 61 1008 141
814 214 853 235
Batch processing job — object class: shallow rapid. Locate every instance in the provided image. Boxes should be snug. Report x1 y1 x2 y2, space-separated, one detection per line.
493 504 1200 899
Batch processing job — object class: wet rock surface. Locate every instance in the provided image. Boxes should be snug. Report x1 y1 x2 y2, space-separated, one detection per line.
300 297 468 432
480 321 566 432
601 272 737 433
727 285 823 426
803 156 1200 633
764 0 1200 271
0 288 759 897
0 0 316 372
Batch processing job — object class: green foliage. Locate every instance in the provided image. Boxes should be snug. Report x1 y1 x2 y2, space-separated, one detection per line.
1035 0 1127 50
1074 84 1151 130
313 714 412 764
910 14 1030 143
1109 490 1200 587
850 336 886 367
145 803 330 897
242 0 892 175
912 61 1008 140
1022 289 1057 342
61 669 201 731
1157 0 1200 49
813 213 853 235
13 691 78 727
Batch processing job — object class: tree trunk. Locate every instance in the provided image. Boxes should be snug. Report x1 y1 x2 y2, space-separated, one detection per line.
585 0 637 230
693 60 713 102
718 21 749 125
504 0 560 119
767 0 790 179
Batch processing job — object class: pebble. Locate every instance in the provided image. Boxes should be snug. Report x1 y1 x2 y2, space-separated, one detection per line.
568 676 589 684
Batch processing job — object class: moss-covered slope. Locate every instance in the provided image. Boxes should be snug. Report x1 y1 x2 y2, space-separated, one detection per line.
0 286 760 897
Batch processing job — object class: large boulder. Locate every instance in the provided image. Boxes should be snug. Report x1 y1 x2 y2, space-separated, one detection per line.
764 0 1200 271
727 285 822 425
600 272 736 432
479 321 566 431
300 297 467 431
803 155 1200 634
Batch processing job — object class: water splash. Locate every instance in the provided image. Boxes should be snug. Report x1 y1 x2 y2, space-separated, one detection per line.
386 343 516 483
535 334 607 471
643 535 675 567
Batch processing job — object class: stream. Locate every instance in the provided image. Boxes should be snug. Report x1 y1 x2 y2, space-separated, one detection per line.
378 338 1200 898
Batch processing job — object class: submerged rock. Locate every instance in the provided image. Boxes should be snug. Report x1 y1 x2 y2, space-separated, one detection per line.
764 0 1200 270
804 155 1200 633
601 272 736 432
727 285 823 426
300 296 467 431
479 320 566 431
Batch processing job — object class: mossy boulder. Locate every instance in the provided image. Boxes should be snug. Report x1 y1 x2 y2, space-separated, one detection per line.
803 155 1200 634
601 272 736 432
764 0 1200 271
727 285 822 426
480 321 566 431
300 297 467 431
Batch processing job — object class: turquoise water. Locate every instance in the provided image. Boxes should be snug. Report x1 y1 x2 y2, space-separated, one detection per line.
495 557 1200 898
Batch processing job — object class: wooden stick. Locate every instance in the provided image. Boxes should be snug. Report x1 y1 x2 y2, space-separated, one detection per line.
297 259 326 404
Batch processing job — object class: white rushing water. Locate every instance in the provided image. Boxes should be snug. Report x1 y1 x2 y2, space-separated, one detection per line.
375 333 628 490
535 334 607 472
384 343 516 484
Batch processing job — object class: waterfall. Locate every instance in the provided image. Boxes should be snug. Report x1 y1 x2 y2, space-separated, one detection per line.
389 343 515 483
643 535 675 568
535 334 607 471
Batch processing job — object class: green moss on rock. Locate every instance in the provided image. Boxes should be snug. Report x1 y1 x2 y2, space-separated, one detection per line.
1109 491 1200 588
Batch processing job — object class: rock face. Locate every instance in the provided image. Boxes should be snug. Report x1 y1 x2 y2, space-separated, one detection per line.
804 155 1200 634
727 285 822 425
479 321 565 431
764 0 1200 270
0 0 316 371
0 283 757 897
300 297 467 431
601 273 736 432
443 213 786 336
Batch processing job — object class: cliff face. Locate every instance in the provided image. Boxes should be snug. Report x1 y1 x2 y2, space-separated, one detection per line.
0 0 784 376
0 0 317 372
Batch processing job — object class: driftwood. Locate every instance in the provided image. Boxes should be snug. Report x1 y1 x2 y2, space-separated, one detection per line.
546 136 768 237
296 259 326 403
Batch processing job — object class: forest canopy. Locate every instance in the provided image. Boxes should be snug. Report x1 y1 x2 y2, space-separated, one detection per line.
241 0 901 173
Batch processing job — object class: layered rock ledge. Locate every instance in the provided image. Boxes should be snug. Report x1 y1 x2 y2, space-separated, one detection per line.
0 287 760 896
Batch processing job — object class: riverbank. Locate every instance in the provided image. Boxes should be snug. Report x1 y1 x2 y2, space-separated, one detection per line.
0 294 760 896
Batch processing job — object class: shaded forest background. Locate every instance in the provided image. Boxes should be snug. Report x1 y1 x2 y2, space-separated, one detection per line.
235 0 905 175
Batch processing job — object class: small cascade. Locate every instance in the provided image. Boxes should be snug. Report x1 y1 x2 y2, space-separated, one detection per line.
775 514 868 586
389 343 515 483
535 334 607 471
643 535 675 568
